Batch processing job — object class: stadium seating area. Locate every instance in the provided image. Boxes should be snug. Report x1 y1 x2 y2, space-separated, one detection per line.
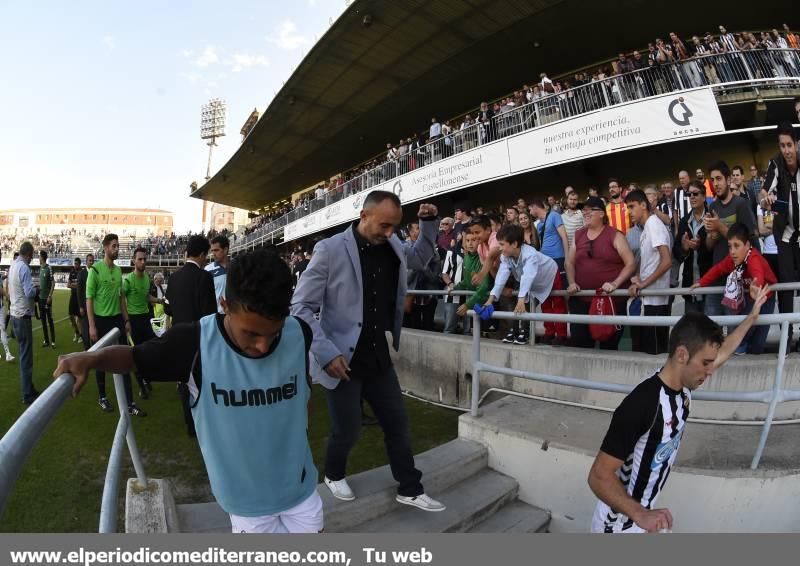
235 25 800 246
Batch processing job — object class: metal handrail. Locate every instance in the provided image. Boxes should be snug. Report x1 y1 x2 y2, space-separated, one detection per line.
406 281 800 298
0 329 122 519
232 48 800 251
466 307 800 470
98 372 148 533
0 328 149 532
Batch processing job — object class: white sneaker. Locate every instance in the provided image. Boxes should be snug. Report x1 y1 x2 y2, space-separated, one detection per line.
4 353 13 362
396 493 446 512
324 477 355 501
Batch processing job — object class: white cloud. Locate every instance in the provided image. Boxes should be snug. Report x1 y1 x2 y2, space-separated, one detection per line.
227 53 270 72
180 49 194 58
103 35 116 49
267 20 310 50
195 46 219 67
179 72 203 84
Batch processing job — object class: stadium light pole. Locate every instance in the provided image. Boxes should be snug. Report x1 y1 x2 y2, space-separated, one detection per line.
200 98 227 180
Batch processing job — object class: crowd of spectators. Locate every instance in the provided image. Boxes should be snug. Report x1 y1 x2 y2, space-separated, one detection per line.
236 24 800 246
377 123 799 357
1 230 74 257
134 229 232 258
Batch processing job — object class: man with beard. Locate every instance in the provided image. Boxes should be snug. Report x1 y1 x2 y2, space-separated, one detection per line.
561 190 584 249
123 247 162 399
605 178 631 235
86 234 146 416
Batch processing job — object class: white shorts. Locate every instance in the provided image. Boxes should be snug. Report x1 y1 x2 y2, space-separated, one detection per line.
229 490 324 534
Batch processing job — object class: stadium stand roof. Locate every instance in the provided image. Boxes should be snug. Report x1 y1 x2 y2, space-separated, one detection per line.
192 0 788 210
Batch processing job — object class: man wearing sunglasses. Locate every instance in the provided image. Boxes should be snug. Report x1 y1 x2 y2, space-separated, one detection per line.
674 181 713 313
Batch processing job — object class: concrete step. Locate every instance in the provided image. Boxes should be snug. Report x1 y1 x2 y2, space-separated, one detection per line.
175 502 231 533
467 500 551 533
349 469 518 533
173 438 488 533
323 438 488 532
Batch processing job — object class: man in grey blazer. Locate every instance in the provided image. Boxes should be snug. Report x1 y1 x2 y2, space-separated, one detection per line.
292 190 446 512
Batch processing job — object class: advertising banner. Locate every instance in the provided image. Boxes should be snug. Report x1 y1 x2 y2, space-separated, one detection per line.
283 88 725 243
507 87 725 173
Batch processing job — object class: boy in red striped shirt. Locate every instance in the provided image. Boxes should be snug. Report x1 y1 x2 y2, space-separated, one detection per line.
692 223 777 354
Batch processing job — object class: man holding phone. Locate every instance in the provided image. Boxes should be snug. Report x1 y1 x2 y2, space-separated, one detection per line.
675 181 712 313
760 122 800 351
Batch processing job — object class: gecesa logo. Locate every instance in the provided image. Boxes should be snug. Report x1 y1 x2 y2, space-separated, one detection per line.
668 97 694 127
325 204 341 220
392 179 403 198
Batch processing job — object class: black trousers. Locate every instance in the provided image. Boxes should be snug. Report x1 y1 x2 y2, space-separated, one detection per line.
129 313 154 388
638 305 670 355
93 315 134 405
39 299 55 344
405 299 437 331
776 240 800 342
324 365 424 497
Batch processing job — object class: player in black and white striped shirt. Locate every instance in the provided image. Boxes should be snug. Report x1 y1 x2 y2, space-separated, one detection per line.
588 290 769 533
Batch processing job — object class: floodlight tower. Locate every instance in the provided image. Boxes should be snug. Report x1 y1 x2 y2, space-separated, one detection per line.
200 98 227 180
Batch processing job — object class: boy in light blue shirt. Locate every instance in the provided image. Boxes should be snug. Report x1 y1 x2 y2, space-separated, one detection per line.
481 224 568 345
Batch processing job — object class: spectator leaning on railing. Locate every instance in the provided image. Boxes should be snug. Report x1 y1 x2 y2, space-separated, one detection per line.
565 197 636 350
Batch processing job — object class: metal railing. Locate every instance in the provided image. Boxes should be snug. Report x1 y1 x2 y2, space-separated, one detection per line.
405 283 800 469
466 310 800 471
0 329 148 532
233 48 800 251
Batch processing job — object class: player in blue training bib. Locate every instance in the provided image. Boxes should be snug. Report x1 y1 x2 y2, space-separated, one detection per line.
56 250 322 533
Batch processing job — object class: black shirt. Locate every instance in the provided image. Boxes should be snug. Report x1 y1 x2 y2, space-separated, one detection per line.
76 268 89 311
132 314 312 393
68 268 79 299
349 223 399 377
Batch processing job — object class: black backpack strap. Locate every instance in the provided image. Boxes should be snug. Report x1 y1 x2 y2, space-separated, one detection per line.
294 316 313 389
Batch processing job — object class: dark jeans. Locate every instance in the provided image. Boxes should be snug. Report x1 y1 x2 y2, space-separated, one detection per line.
93 315 134 406
568 297 624 350
39 299 55 344
639 304 670 355
324 365 424 497
11 316 37 403
776 241 800 343
734 295 776 355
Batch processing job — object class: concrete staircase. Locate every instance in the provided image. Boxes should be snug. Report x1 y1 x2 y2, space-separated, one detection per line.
167 439 550 534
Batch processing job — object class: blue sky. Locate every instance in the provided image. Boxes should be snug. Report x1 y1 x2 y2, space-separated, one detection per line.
0 0 347 229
